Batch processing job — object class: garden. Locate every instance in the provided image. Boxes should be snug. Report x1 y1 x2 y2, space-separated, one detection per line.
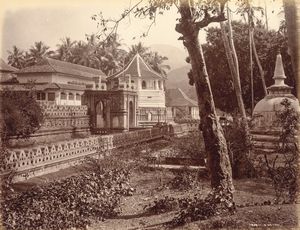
2 109 299 230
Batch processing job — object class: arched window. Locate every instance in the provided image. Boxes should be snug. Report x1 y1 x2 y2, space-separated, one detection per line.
69 93 74 100
60 92 67 100
142 80 147 89
76 93 81 101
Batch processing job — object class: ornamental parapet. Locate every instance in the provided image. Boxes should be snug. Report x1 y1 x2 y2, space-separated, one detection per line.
3 125 174 181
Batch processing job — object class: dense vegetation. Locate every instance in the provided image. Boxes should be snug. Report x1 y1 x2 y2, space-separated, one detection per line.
0 88 44 144
2 157 134 230
204 21 294 112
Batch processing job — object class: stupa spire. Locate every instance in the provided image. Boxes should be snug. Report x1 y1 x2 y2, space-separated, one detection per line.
273 52 286 86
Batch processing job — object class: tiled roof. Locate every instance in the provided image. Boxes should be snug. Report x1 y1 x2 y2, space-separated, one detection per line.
165 88 198 107
0 58 18 72
0 83 85 91
108 53 164 80
16 58 106 80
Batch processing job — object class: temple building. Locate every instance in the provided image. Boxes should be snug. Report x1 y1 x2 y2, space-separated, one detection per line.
165 88 199 120
1 54 203 142
107 53 167 127
15 58 107 106
0 58 18 83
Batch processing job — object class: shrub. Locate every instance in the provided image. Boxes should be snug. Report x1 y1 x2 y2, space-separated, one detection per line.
0 89 44 145
264 98 299 203
169 167 199 191
172 187 235 226
172 131 206 162
144 196 178 214
2 161 133 230
223 118 256 178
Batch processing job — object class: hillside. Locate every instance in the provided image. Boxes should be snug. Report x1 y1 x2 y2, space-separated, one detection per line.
165 65 197 100
149 44 187 71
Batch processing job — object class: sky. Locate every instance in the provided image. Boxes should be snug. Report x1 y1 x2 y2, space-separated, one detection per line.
0 0 284 60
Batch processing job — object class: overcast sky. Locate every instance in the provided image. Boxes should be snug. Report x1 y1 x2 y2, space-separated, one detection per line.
0 0 284 60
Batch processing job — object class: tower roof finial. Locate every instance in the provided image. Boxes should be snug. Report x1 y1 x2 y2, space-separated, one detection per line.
273 52 286 82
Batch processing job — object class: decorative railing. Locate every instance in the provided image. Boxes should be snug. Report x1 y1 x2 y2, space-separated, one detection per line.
40 103 88 117
4 126 171 178
40 117 90 131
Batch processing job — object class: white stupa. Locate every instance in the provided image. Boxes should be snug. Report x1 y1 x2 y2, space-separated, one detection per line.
252 52 300 129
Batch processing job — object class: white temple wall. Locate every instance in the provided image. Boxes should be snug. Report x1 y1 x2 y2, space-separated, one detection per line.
138 90 165 108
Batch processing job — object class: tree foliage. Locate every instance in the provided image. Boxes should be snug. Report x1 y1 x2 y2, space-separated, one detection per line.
0 88 44 144
7 36 169 77
204 21 294 113
2 157 134 230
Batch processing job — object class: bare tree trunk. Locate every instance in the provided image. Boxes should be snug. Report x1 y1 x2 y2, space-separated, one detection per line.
220 21 247 120
176 1 234 193
251 30 267 96
283 2 300 204
220 10 252 178
283 0 299 96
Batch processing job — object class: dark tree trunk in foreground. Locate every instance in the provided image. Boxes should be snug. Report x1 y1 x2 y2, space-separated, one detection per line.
283 0 299 96
176 0 234 193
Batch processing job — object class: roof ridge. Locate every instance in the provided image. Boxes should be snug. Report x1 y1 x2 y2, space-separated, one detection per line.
137 54 141 76
137 54 164 79
109 53 164 80
46 57 105 74
45 57 59 73
109 54 138 79
178 88 198 106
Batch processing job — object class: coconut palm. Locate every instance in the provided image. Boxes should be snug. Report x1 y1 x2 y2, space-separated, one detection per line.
125 42 149 64
98 34 128 75
146 51 170 77
71 40 101 69
27 41 54 66
55 37 76 62
7 46 25 69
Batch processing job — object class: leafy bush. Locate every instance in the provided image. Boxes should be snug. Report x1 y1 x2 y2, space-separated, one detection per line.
144 196 178 214
2 160 133 230
172 187 235 226
223 118 256 178
172 131 206 161
0 89 44 144
169 167 199 191
263 98 299 203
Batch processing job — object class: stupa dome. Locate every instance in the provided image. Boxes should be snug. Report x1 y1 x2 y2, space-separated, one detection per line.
252 53 299 129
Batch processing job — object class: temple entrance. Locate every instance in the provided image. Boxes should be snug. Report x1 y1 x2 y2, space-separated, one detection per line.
95 100 107 128
84 90 138 133
129 101 134 128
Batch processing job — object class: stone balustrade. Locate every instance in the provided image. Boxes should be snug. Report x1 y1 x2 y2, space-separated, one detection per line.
39 103 88 117
4 126 174 181
40 117 90 131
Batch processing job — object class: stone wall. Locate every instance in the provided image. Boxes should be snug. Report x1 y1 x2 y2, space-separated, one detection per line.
4 126 170 181
3 123 196 181
8 103 91 147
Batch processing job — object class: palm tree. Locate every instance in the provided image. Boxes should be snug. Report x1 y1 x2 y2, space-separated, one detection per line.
98 34 128 75
125 42 149 63
71 40 101 69
7 46 25 69
146 52 171 77
27 41 54 65
55 37 76 62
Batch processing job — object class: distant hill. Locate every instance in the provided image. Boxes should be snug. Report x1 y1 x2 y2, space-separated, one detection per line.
149 44 187 71
148 44 196 100
165 65 197 100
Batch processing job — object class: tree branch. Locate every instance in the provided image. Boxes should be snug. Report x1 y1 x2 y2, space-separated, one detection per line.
196 13 227 29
